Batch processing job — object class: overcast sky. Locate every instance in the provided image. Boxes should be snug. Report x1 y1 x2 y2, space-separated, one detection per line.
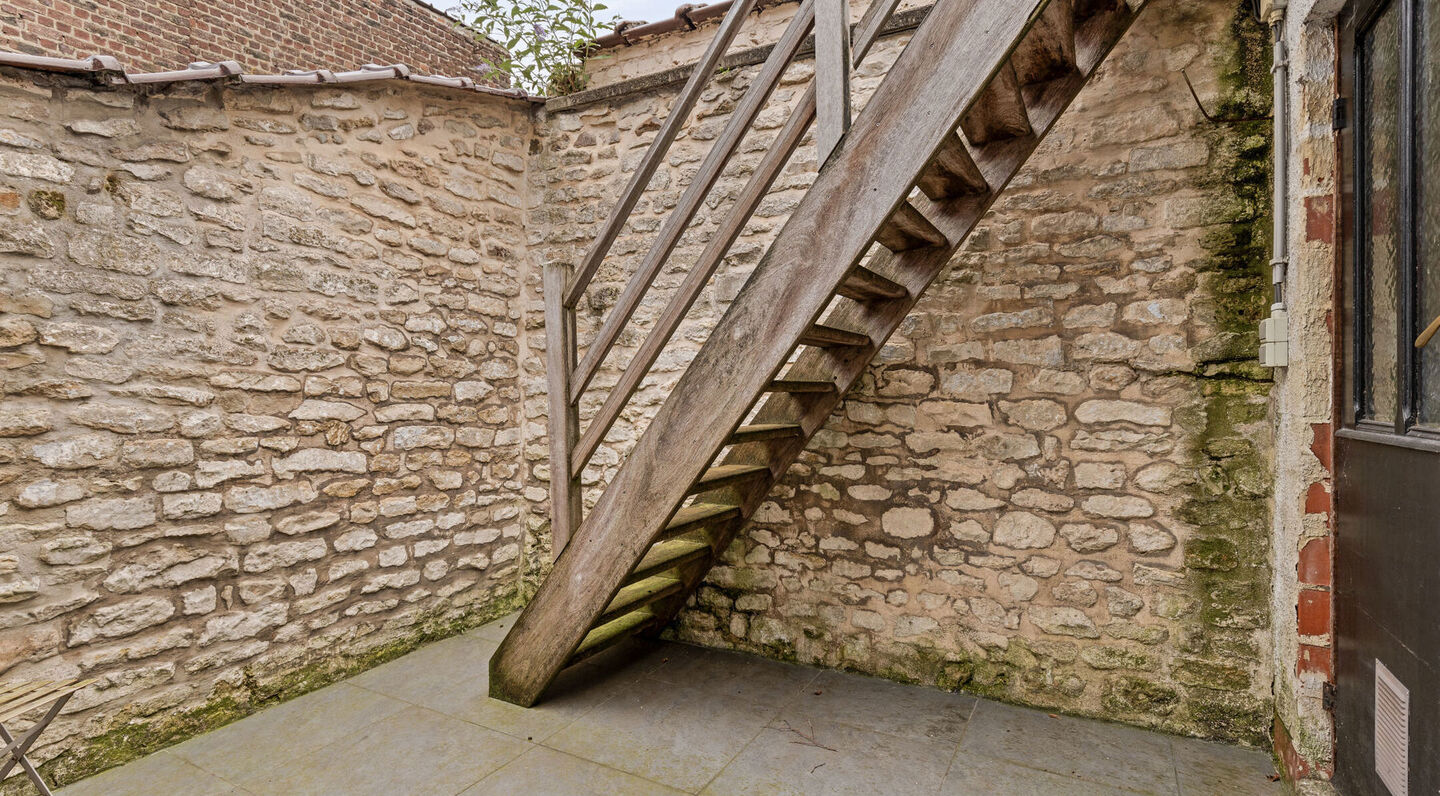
596 0 681 22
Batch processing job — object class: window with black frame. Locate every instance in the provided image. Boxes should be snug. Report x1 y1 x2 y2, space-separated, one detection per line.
1419 0 1440 425
1354 0 1440 432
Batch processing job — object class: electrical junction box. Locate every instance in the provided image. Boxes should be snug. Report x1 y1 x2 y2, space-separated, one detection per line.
1259 308 1288 368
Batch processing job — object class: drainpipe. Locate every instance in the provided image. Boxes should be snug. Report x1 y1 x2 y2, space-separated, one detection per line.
1259 0 1290 368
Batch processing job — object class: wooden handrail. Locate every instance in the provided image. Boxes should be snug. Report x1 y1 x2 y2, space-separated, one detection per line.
569 0 906 476
1417 312 1440 349
568 0 819 403
549 0 911 551
562 0 760 309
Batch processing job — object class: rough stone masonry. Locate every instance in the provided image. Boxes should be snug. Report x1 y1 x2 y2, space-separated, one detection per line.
537 0 1276 744
0 70 539 790
1 0 1279 790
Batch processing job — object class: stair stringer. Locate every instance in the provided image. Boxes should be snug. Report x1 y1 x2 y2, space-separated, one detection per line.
489 0 1147 707
666 0 1146 632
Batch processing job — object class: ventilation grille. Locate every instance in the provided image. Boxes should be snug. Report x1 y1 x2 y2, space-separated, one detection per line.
1375 660 1410 796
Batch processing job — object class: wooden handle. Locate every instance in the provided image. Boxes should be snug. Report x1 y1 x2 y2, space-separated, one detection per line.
1416 313 1440 349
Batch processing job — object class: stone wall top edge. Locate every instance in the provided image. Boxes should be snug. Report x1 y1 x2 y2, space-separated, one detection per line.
549 3 931 112
0 53 545 104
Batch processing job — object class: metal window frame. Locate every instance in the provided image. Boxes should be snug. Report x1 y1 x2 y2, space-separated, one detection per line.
1346 0 1440 443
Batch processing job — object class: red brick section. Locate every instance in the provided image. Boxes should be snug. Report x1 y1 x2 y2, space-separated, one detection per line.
1298 536 1331 587
1297 590 1331 637
0 0 507 83
1297 644 1334 681
1274 716 1316 781
1288 420 1336 782
1305 194 1335 246
1297 422 1335 656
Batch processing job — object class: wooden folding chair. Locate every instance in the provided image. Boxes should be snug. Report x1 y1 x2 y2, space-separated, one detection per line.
0 680 92 796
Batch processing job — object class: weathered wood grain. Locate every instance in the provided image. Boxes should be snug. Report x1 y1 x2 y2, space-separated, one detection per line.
490 0 1056 708
838 265 910 300
542 263 581 557
916 132 990 200
874 201 948 251
960 61 1032 144
567 0 907 476
563 0 759 307
568 0 817 402
491 0 1148 708
815 0 853 162
1013 0 1076 84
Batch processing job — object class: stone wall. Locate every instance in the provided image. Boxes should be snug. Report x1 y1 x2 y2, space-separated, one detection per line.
0 1 1291 790
586 0 933 86
0 68 536 789
540 0 1277 744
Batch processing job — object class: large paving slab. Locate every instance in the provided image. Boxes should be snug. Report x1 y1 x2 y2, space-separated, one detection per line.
52 614 1281 795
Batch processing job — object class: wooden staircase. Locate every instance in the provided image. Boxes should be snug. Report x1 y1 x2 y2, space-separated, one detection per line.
491 0 1148 706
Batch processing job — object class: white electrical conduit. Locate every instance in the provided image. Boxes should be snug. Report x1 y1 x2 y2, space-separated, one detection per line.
1268 0 1289 310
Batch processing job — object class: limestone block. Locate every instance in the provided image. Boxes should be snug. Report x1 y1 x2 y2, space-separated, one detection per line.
993 512 1057 550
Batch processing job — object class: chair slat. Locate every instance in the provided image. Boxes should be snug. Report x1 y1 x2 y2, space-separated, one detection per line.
0 680 91 725
0 682 53 707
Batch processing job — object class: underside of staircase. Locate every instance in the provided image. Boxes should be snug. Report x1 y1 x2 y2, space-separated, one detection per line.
490 0 1148 707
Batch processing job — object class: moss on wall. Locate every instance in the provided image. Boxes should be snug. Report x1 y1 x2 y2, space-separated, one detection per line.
3 588 527 795
1161 0 1276 746
651 0 1280 748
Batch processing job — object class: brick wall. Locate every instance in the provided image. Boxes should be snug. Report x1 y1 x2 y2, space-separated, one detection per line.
0 0 507 81
0 68 535 790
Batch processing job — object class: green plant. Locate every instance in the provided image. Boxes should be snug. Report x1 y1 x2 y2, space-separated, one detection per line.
457 0 615 96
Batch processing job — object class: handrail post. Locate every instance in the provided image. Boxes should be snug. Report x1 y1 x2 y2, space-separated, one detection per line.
815 0 852 163
543 262 582 559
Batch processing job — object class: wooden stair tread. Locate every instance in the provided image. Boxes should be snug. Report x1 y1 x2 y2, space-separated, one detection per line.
960 61 1032 145
632 536 711 582
1075 0 1121 19
798 323 871 349
1012 0 1077 85
875 202 946 252
838 266 909 301
598 574 683 625
489 0 1150 708
571 609 656 664
917 133 989 201
689 464 770 494
665 502 741 536
729 423 804 444
767 378 836 394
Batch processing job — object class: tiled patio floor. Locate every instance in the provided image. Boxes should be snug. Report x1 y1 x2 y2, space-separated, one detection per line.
56 614 1281 796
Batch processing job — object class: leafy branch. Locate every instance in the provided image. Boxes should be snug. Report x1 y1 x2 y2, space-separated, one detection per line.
457 0 618 95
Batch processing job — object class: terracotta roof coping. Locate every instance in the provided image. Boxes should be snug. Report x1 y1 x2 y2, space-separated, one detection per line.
592 0 799 49
0 50 543 101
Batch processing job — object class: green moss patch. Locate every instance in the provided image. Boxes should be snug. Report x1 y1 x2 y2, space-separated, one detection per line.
7 589 527 795
1162 0 1275 747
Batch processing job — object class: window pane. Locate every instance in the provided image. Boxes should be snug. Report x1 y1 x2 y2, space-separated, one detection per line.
1419 0 1440 425
1362 3 1401 421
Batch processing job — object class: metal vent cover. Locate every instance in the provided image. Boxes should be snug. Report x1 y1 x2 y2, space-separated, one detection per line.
1375 660 1410 796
